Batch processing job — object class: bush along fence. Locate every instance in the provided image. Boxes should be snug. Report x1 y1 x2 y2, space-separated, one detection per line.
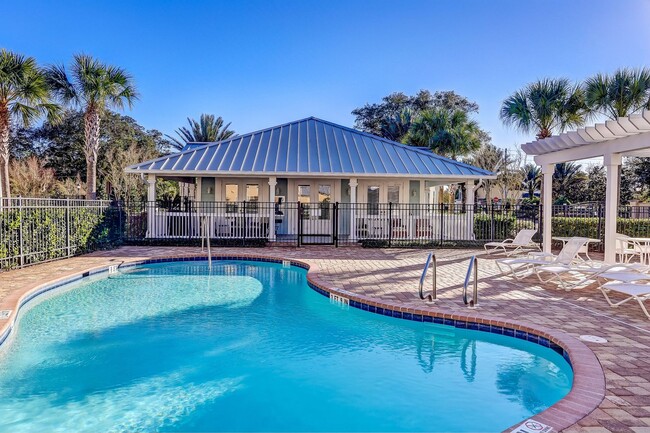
4 198 650 270
0 198 121 270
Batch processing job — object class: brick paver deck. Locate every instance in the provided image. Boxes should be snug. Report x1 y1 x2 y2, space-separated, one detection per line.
2 246 650 432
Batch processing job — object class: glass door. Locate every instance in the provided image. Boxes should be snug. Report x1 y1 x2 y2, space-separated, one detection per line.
298 182 334 244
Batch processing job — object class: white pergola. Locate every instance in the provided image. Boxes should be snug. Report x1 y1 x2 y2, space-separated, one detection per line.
521 109 650 263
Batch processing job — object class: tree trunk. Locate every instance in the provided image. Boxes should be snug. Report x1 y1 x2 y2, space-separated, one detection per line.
84 108 101 200
0 105 11 199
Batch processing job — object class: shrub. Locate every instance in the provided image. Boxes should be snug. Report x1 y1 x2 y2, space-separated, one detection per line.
473 213 529 240
0 204 121 270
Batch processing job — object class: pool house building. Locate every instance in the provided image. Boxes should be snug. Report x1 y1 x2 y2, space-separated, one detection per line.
126 117 494 244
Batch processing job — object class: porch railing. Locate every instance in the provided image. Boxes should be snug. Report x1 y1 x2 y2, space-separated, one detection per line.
121 201 544 247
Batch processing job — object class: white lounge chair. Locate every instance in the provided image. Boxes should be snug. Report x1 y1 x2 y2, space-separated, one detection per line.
534 262 647 291
599 282 650 319
496 237 590 282
484 229 540 256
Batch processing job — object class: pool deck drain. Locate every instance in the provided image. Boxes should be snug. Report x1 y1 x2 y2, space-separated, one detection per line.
1 246 650 432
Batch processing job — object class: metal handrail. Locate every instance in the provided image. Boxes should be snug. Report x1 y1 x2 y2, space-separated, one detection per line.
418 252 437 302
463 256 478 308
202 218 212 271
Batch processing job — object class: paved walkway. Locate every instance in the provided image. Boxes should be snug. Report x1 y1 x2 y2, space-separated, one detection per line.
1 246 650 432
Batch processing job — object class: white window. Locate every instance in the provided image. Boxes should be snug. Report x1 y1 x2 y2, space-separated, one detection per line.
246 184 259 212
367 186 380 215
225 184 239 213
387 185 400 204
298 185 311 219
318 184 331 220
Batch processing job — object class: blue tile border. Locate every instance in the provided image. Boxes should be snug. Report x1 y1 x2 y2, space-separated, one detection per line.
305 278 570 361
0 254 572 366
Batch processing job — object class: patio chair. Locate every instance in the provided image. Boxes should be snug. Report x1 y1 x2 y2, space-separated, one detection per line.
496 237 590 282
616 234 643 263
483 229 540 256
599 281 650 319
532 261 648 291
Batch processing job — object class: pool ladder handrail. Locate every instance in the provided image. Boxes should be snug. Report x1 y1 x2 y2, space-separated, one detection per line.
201 218 212 271
418 252 437 302
463 256 478 308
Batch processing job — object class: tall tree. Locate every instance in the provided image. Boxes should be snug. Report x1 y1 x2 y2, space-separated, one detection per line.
500 78 587 140
352 90 479 141
14 110 169 197
46 54 138 199
167 114 235 150
0 49 59 198
584 68 650 119
553 162 586 203
466 143 504 200
583 165 606 202
405 108 483 159
380 108 413 142
520 163 541 199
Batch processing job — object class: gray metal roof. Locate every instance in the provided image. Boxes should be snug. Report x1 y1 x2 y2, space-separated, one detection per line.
127 117 494 179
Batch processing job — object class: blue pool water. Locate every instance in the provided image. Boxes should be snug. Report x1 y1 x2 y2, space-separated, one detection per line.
0 260 572 432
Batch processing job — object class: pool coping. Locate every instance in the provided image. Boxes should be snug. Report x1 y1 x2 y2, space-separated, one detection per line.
0 253 605 433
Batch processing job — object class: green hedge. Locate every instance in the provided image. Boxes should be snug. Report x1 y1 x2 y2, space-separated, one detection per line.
0 206 122 270
552 216 650 240
473 213 534 240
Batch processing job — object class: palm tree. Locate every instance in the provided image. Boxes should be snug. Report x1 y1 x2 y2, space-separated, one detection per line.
500 78 587 140
553 162 584 200
584 68 650 119
520 163 541 199
0 49 60 198
167 114 235 150
405 108 483 159
380 108 412 142
46 54 137 199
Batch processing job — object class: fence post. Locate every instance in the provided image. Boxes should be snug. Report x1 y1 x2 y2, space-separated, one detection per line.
439 203 444 245
18 197 24 268
66 198 71 257
297 202 301 248
597 202 603 251
242 201 247 246
334 202 339 247
388 202 393 247
490 204 495 242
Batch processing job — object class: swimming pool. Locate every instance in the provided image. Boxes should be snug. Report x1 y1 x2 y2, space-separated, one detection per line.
0 259 573 432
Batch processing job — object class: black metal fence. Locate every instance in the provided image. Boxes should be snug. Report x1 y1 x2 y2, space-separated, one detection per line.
121 201 545 247
0 198 119 270
5 198 650 271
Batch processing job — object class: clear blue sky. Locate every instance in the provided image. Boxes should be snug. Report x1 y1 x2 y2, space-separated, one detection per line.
4 0 650 156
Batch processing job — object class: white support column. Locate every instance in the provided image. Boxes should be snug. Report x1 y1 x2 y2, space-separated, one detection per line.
146 174 156 238
541 164 553 253
604 153 622 263
429 186 436 205
419 180 426 204
268 177 277 241
195 177 202 202
465 182 475 207
349 178 358 241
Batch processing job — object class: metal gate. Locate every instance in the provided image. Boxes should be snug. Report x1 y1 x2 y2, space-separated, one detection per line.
298 202 337 245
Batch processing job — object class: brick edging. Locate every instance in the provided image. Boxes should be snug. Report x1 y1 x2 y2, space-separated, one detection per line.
0 252 605 432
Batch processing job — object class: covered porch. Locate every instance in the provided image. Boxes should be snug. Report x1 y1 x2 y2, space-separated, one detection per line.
127 117 494 244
